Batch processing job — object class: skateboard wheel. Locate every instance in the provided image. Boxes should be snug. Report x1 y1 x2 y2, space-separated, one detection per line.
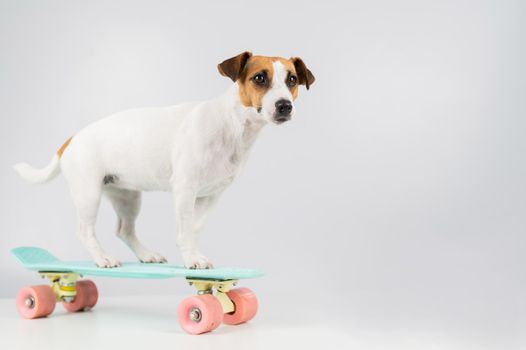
177 295 224 334
223 287 258 325
63 280 98 312
16 285 56 319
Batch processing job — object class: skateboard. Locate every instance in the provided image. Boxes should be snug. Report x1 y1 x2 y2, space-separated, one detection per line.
11 246 263 334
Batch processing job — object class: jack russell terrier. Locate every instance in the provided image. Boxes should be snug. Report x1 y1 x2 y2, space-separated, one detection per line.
14 52 315 269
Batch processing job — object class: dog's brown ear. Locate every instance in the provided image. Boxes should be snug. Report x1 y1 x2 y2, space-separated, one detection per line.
291 57 315 90
218 51 253 82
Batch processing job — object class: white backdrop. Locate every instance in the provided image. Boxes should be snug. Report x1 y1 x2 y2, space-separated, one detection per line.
1 1 525 349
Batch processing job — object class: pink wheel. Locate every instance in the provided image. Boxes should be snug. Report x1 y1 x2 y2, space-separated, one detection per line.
16 285 56 319
63 280 98 312
223 288 258 325
177 295 224 334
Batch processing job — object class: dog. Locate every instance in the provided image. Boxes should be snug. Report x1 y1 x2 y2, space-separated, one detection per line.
14 52 315 269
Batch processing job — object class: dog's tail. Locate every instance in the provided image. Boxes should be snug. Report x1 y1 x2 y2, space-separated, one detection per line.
13 137 71 184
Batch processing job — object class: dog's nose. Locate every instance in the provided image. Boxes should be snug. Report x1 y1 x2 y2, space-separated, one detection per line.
275 99 293 117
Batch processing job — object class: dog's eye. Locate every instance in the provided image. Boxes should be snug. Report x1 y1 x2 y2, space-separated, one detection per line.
287 75 298 88
252 73 266 85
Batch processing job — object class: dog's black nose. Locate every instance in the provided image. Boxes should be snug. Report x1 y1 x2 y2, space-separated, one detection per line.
275 99 293 117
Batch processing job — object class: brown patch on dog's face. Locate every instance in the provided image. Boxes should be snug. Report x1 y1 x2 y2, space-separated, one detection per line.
238 56 275 111
276 58 300 100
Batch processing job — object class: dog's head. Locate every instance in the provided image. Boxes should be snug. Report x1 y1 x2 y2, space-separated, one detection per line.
218 52 315 124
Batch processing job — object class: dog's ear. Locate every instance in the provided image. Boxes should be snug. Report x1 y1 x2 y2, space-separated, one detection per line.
291 57 315 90
217 51 253 82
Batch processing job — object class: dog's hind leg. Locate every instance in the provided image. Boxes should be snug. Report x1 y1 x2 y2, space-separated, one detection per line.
104 187 167 263
65 177 121 268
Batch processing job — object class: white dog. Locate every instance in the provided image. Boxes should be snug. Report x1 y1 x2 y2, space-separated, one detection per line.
14 52 315 269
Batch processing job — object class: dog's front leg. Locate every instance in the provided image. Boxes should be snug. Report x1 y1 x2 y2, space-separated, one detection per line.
173 182 213 269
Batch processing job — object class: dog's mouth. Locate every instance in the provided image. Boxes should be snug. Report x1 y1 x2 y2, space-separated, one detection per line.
273 116 291 124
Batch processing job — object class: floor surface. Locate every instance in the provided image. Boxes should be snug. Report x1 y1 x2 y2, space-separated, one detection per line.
0 292 522 350
1 294 352 350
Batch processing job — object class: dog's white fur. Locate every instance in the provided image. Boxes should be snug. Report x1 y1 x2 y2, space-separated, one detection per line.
14 61 296 268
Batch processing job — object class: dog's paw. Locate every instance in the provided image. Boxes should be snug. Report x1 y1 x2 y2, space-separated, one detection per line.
182 251 213 269
138 251 167 264
94 255 121 268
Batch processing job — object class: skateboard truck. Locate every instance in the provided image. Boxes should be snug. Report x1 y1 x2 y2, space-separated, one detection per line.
40 272 80 302
186 278 237 314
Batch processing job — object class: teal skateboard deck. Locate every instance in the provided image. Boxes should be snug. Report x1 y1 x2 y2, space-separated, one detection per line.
11 246 263 334
12 246 263 280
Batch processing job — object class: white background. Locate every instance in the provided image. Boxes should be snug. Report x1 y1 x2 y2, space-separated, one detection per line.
1 1 525 349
